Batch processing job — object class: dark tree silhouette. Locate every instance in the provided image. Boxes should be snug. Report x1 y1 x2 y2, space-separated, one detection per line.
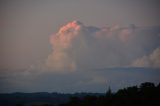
62 82 160 106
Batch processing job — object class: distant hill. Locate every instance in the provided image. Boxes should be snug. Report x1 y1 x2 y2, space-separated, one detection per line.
0 92 103 106
0 82 160 106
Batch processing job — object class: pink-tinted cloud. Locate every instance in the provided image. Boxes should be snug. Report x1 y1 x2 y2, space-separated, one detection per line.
46 21 160 72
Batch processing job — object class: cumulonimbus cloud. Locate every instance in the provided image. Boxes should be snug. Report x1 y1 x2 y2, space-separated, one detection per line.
46 20 160 72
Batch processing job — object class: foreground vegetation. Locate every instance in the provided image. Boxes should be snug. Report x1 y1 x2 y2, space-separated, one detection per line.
61 82 160 106
0 82 159 106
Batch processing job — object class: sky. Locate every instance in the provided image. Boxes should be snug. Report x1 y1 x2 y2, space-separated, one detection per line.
0 0 160 93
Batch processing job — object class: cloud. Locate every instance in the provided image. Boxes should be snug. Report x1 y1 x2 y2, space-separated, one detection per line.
131 48 160 68
46 21 160 72
1 21 160 93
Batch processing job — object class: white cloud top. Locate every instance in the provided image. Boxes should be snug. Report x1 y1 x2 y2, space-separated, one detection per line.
132 48 160 68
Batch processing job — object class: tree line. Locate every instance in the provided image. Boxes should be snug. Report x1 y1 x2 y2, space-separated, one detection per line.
61 82 160 106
